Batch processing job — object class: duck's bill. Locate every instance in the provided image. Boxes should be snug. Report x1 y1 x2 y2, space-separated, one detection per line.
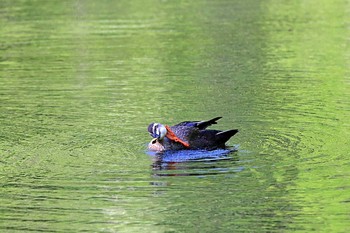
151 133 159 138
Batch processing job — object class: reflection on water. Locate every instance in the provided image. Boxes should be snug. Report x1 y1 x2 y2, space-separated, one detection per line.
1 0 349 232
149 147 238 163
151 158 243 177
149 148 240 176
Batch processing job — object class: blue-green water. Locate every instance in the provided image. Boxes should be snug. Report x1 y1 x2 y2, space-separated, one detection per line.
1 1 349 232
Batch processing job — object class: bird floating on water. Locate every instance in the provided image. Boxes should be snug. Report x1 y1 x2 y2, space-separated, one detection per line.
147 117 238 152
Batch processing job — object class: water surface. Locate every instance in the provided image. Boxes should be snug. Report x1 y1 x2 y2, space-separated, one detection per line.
1 0 349 232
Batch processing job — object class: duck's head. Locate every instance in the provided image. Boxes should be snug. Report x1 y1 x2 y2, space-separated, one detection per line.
148 123 167 140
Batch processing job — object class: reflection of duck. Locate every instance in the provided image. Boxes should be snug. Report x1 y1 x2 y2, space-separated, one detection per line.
151 151 239 174
147 117 238 151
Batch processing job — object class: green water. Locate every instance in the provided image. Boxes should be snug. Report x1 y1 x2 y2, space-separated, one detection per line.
1 0 349 232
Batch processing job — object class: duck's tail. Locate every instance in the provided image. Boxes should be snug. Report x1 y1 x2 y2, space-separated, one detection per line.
215 129 239 143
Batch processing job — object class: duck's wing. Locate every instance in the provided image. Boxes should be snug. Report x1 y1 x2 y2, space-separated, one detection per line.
174 117 222 130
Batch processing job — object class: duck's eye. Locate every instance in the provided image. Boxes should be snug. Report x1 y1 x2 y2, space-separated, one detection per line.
151 139 157 144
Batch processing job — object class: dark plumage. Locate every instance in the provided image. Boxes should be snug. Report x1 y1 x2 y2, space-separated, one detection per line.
147 117 238 151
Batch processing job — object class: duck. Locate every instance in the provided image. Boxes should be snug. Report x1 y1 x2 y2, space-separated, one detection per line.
147 117 238 151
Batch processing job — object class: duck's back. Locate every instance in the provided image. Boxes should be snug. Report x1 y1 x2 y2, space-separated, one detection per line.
168 126 237 150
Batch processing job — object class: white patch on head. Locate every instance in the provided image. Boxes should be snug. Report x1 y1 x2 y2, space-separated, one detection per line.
152 123 159 135
157 124 167 140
